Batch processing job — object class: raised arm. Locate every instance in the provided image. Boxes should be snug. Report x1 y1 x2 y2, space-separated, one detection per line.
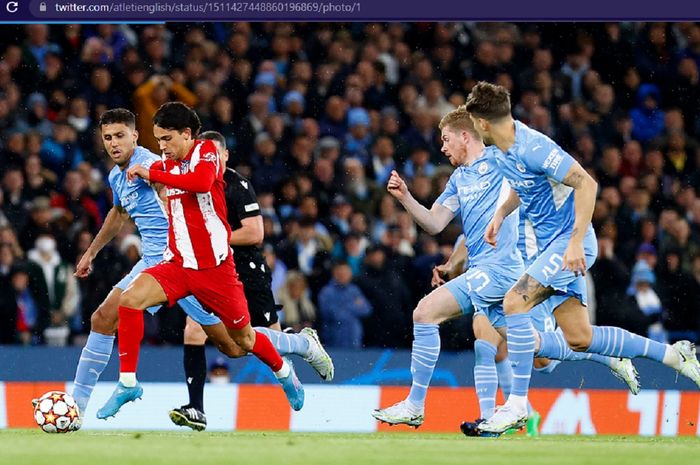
75 206 128 277
387 170 455 235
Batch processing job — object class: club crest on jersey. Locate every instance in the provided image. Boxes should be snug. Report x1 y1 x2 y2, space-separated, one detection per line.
477 162 488 175
516 162 526 173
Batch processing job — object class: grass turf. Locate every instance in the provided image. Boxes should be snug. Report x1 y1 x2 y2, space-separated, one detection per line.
1 430 698 465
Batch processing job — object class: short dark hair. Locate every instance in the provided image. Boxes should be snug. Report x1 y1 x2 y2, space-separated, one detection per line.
200 130 226 147
152 102 202 135
465 81 512 121
99 108 136 129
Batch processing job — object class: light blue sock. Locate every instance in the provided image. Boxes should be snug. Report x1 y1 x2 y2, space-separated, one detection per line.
407 323 440 408
506 313 536 398
495 357 533 413
254 327 310 357
495 358 512 401
72 331 114 414
538 330 613 367
587 326 668 362
473 340 498 419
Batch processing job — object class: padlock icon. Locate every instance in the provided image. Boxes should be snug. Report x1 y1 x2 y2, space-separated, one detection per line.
39 2 47 11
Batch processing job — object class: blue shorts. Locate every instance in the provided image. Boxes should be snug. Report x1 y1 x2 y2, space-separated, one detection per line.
526 228 597 306
114 257 222 326
445 262 522 318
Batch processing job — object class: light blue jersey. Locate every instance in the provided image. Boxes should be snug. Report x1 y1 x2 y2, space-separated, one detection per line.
108 146 168 261
108 146 220 326
439 150 524 315
492 120 595 249
493 120 597 305
436 149 522 269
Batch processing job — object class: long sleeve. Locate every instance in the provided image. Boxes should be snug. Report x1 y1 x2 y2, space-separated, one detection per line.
349 285 372 317
150 160 216 193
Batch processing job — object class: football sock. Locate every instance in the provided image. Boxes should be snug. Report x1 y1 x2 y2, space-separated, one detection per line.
184 344 206 411
118 306 144 385
474 340 498 419
538 329 616 367
586 326 675 367
252 330 285 372
495 358 513 401
506 314 536 402
72 331 114 414
407 323 440 409
254 327 310 356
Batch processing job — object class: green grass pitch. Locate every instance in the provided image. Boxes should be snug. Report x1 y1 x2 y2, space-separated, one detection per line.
1 430 698 465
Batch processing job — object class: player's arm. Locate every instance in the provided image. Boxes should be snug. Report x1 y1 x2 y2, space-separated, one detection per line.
230 216 264 246
484 187 520 247
126 158 216 193
75 206 128 277
560 161 597 275
387 170 455 235
228 173 264 246
431 235 468 287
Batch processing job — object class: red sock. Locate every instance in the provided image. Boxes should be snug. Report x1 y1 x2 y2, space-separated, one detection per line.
252 330 284 372
118 306 144 373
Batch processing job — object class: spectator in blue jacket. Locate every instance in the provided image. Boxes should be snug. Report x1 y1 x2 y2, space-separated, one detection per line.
630 83 665 145
318 260 372 348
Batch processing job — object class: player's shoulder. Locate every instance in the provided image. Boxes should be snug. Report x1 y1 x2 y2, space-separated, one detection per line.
225 168 253 191
133 146 161 163
196 139 218 162
107 165 121 186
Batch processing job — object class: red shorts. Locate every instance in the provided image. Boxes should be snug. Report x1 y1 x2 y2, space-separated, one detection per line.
144 257 250 329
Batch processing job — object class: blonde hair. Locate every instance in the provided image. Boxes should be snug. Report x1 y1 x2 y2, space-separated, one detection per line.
438 104 479 137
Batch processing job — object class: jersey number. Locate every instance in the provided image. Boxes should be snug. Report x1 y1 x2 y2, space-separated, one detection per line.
541 254 563 281
466 270 491 294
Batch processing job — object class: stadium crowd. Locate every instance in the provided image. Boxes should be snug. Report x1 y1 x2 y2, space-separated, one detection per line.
0 22 699 350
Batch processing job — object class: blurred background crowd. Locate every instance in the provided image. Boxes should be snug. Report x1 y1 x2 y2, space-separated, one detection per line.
0 22 699 350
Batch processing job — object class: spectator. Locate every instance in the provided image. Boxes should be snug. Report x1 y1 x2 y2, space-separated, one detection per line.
318 260 372 348
277 270 316 332
355 244 412 348
630 84 665 145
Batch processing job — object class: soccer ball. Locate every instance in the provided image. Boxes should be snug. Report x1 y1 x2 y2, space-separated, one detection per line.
34 391 80 433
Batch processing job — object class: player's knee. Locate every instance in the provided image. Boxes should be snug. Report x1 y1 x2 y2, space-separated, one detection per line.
184 321 207 345
232 330 255 353
91 305 118 334
502 291 526 315
413 298 436 324
565 331 592 352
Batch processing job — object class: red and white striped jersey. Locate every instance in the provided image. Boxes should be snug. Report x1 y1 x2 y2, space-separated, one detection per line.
149 139 232 270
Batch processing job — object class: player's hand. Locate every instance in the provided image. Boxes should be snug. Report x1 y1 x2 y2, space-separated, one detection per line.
126 164 150 182
562 240 587 276
387 170 408 201
484 215 503 248
431 263 452 287
74 253 94 278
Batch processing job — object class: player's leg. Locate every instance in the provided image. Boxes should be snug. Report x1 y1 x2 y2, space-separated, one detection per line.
71 288 121 417
554 297 700 387
472 313 503 420
372 283 463 427
97 269 176 419
71 258 150 418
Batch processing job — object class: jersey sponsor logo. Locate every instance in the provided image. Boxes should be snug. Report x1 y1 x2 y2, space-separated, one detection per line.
240 180 248 189
166 187 187 196
458 181 491 195
477 162 488 174
507 179 536 189
244 202 259 212
516 162 527 173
